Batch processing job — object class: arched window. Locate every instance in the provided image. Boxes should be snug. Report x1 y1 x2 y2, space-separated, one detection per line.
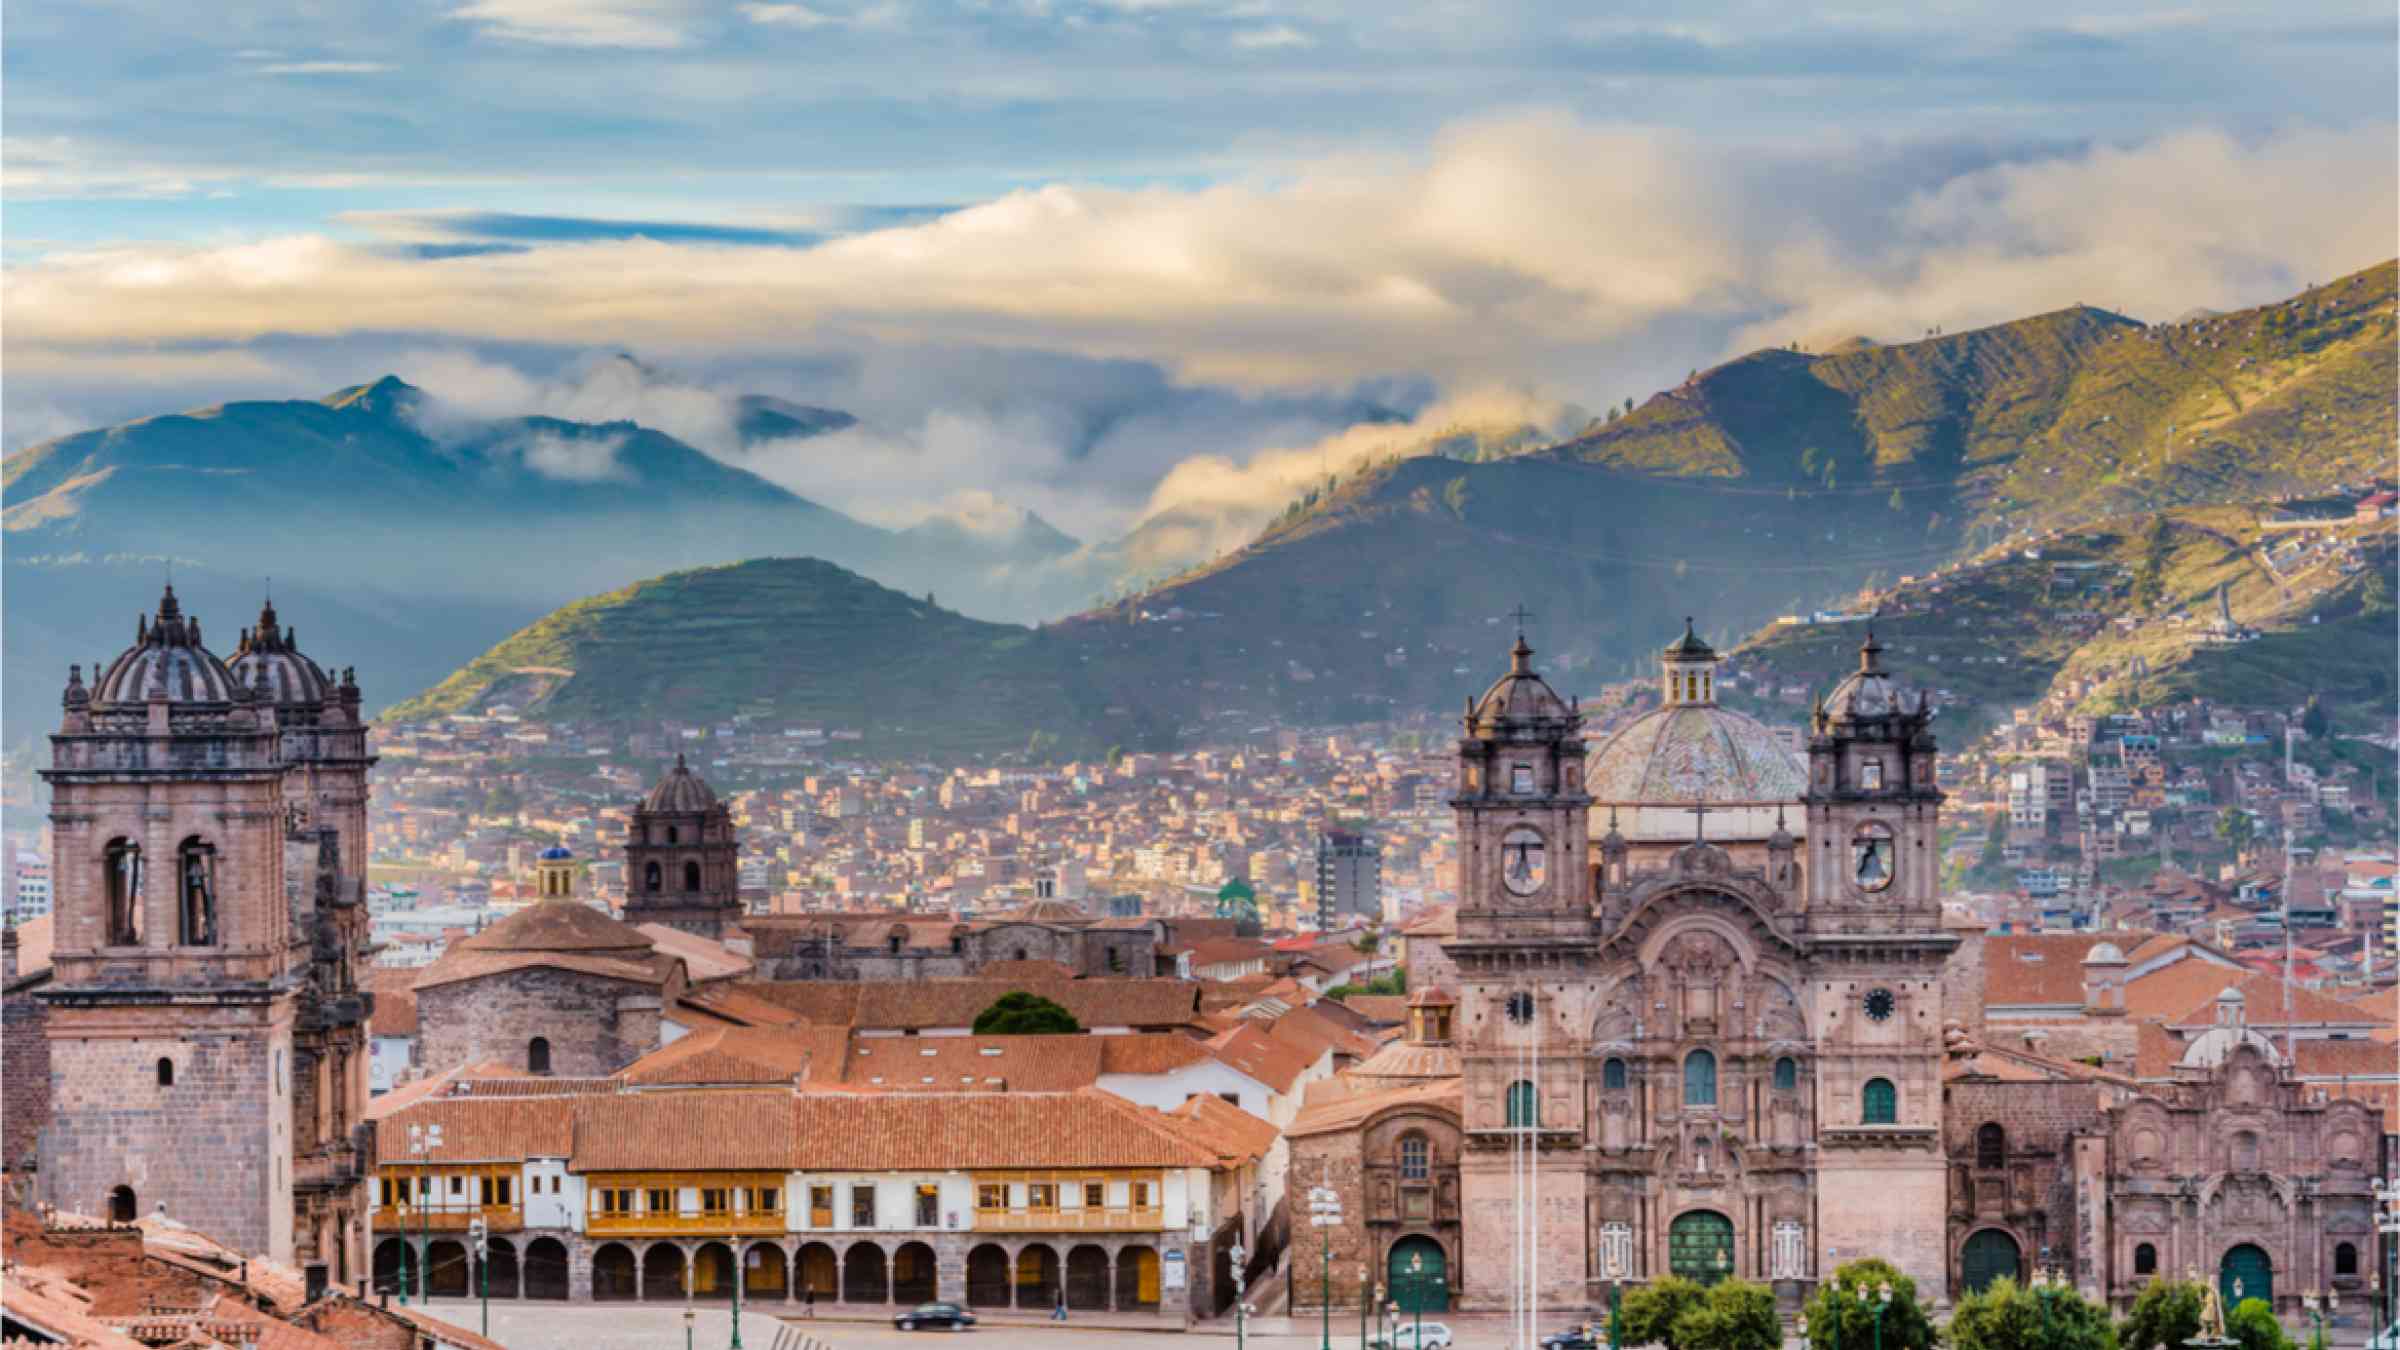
1976 1123 2006 1169
103 838 142 945
643 861 662 893
1683 1050 1717 1107
1399 1133 1430 1181
1602 1058 1627 1090
2135 1244 2157 1276
176 837 217 947
1773 1057 1797 1091
156 1058 174 1088
1862 1078 1897 1125
528 1037 552 1076
2335 1242 2357 1276
683 860 702 892
666 826 680 845
1505 1080 1538 1128
109 1186 137 1224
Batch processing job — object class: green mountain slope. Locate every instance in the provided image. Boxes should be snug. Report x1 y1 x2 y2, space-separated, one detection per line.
386 558 1110 757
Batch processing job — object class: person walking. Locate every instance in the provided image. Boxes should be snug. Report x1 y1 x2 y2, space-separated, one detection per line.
804 1283 816 1318
1052 1289 1068 1322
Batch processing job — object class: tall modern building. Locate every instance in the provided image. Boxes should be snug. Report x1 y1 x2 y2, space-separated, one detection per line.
1315 828 1382 929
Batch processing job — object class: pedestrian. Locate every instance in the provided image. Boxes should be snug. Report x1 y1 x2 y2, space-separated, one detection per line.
804 1283 816 1317
1053 1289 1068 1322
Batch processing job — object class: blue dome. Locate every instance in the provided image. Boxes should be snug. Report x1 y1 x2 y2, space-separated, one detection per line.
538 846 573 860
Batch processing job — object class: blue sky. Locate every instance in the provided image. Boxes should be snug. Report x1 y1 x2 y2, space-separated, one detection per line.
4 0 2395 539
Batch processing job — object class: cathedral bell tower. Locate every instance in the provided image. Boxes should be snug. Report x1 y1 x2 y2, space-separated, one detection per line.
1447 631 1593 1309
1799 631 1955 1300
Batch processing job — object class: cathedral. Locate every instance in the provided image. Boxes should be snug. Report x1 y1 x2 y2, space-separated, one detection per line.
37 589 375 1281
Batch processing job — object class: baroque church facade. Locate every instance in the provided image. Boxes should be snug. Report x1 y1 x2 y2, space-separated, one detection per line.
37 589 375 1281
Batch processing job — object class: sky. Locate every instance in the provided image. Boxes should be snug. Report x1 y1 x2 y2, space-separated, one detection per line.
4 0 2395 545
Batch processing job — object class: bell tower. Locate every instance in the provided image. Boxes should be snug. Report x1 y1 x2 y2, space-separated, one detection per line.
1799 631 1955 1300
1451 634 1590 942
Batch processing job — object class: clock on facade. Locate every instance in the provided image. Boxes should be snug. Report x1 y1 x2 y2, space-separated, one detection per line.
1851 822 1895 892
1863 987 1897 1022
1501 826 1547 896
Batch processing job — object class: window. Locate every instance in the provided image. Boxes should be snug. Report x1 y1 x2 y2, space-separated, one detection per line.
1130 1181 1153 1209
1684 1050 1717 1107
1511 764 1534 793
1400 1133 1430 1181
109 1187 136 1224
889 934 904 955
596 1188 633 1216
1028 1183 1057 1211
481 1175 514 1206
2135 1244 2157 1276
644 860 662 892
1976 1123 2006 1169
176 837 217 947
527 1037 551 1075
450 1175 465 1196
702 1188 731 1215
750 1187 780 1215
1862 760 1884 790
156 1058 174 1088
810 1185 835 1227
1773 1057 1797 1092
104 838 142 945
1505 1080 1538 1128
976 1184 1006 1212
666 826 680 845
1084 1182 1106 1208
647 1188 673 1216
917 1185 940 1227
1107 947 1126 974
1603 1058 1628 1090
683 860 702 892
852 1186 878 1228
380 1177 400 1206
1862 1078 1897 1125
2336 1242 2358 1276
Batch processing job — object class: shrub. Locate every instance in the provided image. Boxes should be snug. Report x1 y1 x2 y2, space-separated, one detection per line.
970 991 1082 1035
1800 1259 1938 1350
2118 1278 2205 1350
1951 1277 2113 1350
1619 1276 1710 1350
2227 1299 2292 1350
1676 1280 1782 1350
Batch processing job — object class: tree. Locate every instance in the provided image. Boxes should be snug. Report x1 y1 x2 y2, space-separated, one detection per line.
2227 1299 2292 1350
1951 1277 2112 1350
970 991 1082 1035
1619 1276 1710 1350
2300 699 2329 740
2134 514 2171 609
1676 1280 1781 1350
1801 1259 1938 1350
1890 489 1906 512
2118 1277 2206 1350
2215 806 2257 856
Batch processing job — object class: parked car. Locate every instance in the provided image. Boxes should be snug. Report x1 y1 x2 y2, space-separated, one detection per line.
1543 1326 1606 1349
1370 1322 1455 1349
894 1301 977 1331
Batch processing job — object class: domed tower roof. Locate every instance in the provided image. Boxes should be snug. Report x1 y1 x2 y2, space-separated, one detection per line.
1662 617 1716 660
641 753 721 814
538 845 574 861
92 585 244 706
2177 986 2279 1069
456 897 653 957
1466 636 1575 733
1819 630 1919 725
227 598 332 708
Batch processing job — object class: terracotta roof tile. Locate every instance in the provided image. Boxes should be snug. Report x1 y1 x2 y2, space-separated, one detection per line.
1338 995 1410 1025
572 1090 798 1172
617 1025 849 1086
738 978 1202 1031
1982 931 2159 1007
373 1095 577 1162
2163 971 2386 1029
633 924 754 983
783 1090 1225 1170
1286 1079 1460 1138
1206 1022 1319 1093
1160 1093 1280 1164
362 965 420 1038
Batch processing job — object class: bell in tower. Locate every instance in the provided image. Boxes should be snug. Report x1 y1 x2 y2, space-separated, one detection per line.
1450 629 1592 942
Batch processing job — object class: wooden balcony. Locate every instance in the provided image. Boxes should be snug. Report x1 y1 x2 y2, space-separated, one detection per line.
974 1206 1165 1233
586 1211 784 1237
372 1205 521 1234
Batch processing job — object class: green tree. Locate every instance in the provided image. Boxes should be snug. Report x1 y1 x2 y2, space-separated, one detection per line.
2227 1300 2293 1350
2133 514 2171 609
2118 1278 2206 1350
2215 806 2257 856
2300 699 2329 740
1951 1277 2113 1350
1619 1276 1712 1350
970 991 1083 1035
1801 447 1821 476
2362 566 2394 614
1800 1259 1939 1350
1676 1280 1781 1350
1889 489 1906 512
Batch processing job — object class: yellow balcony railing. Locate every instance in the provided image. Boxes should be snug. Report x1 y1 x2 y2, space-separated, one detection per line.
586 1210 784 1237
373 1205 522 1234
974 1206 1164 1233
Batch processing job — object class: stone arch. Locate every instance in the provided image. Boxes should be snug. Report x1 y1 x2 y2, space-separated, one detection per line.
1114 1245 1159 1311
795 1242 837 1300
372 1238 414 1297
644 860 663 892
108 1185 137 1224
691 1241 736 1300
481 1237 520 1299
527 1036 551 1075
426 1239 470 1297
966 1243 1011 1306
591 1243 637 1301
1014 1242 1060 1308
891 1241 936 1304
683 860 702 892
1066 1244 1111 1309
641 1243 686 1302
1959 1227 2021 1294
843 1241 889 1303
175 835 218 947
524 1237 569 1300
1385 1234 1450 1313
743 1242 788 1300
103 837 142 945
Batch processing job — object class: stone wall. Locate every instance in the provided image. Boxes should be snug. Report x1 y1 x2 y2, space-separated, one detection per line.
417 966 652 1078
1288 1129 1371 1310
3 977 51 1171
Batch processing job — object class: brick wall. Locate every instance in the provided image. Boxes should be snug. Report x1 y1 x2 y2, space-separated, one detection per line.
417 966 652 1078
1288 1130 1372 1310
2 984 51 1171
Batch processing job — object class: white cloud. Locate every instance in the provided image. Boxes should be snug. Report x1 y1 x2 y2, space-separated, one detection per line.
1230 24 1312 49
517 429 634 480
447 0 694 47
741 2 834 25
255 61 394 75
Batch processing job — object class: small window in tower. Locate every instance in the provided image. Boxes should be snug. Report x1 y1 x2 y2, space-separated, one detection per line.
2336 1242 2358 1276
1602 1058 1627 1090
176 837 218 947
644 861 662 893
683 860 701 892
1862 761 1884 790
666 825 680 845
156 1058 174 1088
1511 764 1533 794
103 838 143 946
1773 1057 1797 1091
528 1037 552 1076
2135 1243 2157 1276
1862 1077 1897 1125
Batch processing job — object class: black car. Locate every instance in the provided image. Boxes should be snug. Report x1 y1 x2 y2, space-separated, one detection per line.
894 1301 977 1331
1542 1326 1605 1349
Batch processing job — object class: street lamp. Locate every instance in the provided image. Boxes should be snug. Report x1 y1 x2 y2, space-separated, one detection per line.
682 1304 695 1350
394 1202 411 1304
467 1216 489 1338
730 1236 744 1350
2302 1289 2335 1350
1230 1241 1250 1350
405 1122 443 1304
2033 1267 2066 1350
1308 1185 1344 1350
1360 1262 1372 1350
2374 1176 2400 1342
1870 1281 1893 1350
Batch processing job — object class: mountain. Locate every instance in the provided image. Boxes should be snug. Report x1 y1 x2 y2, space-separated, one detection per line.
385 557 1115 757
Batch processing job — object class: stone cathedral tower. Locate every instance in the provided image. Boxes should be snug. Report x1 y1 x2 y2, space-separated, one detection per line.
39 587 373 1277
1797 633 1955 1298
621 754 743 937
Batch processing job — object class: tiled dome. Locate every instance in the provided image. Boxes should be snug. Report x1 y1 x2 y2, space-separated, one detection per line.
1587 703 1807 806
227 599 332 707
641 753 720 813
1468 636 1574 729
1822 632 1905 722
92 586 243 706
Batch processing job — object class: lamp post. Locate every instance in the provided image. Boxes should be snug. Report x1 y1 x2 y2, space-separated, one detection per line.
2033 1268 2064 1350
468 1216 489 1338
2375 1175 2400 1343
1360 1263 1372 1350
1308 1185 1344 1350
682 1303 695 1350
730 1236 744 1350
1800 1312 1811 1350
2302 1289 2334 1350
1870 1281 1893 1350
1230 1241 1249 1350
405 1123 442 1304
395 1202 411 1304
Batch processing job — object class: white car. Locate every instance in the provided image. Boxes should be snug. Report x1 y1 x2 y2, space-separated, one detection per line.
1371 1323 1455 1349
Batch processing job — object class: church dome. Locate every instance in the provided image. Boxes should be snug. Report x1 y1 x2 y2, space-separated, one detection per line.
1468 636 1573 729
2177 986 2278 1069
641 753 720 814
1821 631 1905 722
538 845 573 861
457 897 653 956
226 599 331 707
1587 705 1807 811
92 586 243 706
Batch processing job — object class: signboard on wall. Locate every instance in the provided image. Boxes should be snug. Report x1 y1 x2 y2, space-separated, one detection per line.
1162 1249 1188 1292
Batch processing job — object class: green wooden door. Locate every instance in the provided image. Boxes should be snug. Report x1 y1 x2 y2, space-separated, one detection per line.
1961 1229 2021 1294
1669 1211 1735 1286
2220 1244 2272 1312
1389 1237 1448 1313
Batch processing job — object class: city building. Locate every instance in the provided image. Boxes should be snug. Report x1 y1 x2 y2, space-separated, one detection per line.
1315 830 1381 930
